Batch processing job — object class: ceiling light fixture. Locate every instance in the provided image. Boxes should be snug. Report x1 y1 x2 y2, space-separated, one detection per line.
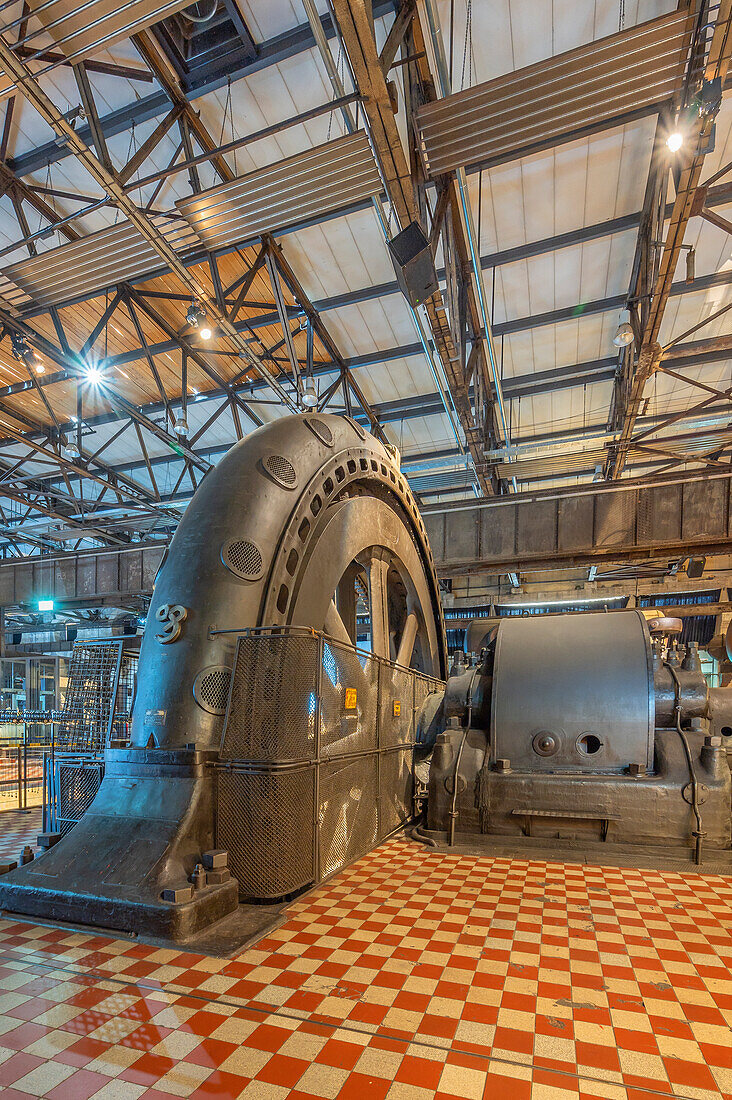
10 332 30 361
62 439 80 461
85 366 102 384
35 362 45 374
666 130 683 152
301 377 318 408
613 308 634 348
186 300 211 339
174 414 189 437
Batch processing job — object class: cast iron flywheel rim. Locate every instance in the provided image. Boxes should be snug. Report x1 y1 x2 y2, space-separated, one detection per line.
259 446 446 678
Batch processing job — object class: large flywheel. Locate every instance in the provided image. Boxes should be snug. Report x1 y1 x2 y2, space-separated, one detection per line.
261 455 444 675
132 412 446 751
0 413 448 941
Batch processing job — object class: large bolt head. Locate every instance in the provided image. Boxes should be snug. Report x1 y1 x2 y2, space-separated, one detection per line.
532 730 559 757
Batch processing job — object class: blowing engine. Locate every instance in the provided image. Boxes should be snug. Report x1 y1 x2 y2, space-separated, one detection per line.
0 414 729 946
427 611 732 857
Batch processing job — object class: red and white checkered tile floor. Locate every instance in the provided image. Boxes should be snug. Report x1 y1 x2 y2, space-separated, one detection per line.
0 808 731 1099
0 808 41 864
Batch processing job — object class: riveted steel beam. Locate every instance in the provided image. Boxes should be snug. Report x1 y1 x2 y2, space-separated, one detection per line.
608 1 732 479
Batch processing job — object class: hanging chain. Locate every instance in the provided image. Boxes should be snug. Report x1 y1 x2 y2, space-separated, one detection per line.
583 382 587 431
43 160 52 239
116 122 135 224
460 0 473 91
218 81 228 147
227 77 237 174
327 43 344 142
218 76 237 174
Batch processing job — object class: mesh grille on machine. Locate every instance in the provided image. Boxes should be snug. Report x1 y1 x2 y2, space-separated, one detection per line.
216 631 446 900
221 539 264 581
57 641 123 752
192 665 232 715
319 755 379 878
379 665 415 748
263 454 297 488
305 417 334 446
57 764 104 834
320 640 379 758
221 634 318 761
379 748 414 836
217 768 316 899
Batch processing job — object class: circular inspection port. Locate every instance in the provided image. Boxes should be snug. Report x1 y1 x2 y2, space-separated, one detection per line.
577 732 602 756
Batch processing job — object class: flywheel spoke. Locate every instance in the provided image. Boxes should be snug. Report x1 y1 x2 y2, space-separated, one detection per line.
368 555 390 660
324 600 354 647
396 610 419 668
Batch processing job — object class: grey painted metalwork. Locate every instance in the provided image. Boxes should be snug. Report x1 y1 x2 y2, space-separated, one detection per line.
1 469 731 611
0 413 446 940
0 413 730 946
133 412 445 751
217 628 441 899
0 545 166 608
424 472 732 573
427 612 732 856
491 610 654 773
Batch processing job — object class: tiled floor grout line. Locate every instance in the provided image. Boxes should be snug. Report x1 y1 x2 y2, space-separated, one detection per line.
0 940 719 1100
1 819 731 1098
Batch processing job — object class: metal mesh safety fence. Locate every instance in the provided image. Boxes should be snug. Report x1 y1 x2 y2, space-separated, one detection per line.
217 629 443 900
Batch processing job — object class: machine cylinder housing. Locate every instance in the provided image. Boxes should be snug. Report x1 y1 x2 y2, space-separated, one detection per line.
490 610 655 773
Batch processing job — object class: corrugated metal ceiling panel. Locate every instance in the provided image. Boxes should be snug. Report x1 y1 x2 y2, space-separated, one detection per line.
175 131 383 250
7 0 191 67
416 10 692 177
2 215 199 307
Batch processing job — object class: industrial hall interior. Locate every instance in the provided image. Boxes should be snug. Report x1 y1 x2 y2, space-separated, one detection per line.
2 0 732 1099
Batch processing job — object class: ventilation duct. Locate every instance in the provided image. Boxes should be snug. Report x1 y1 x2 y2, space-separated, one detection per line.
175 132 383 250
416 11 692 177
2 215 199 308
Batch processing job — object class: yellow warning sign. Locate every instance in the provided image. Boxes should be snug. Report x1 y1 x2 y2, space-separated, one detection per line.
393 700 401 717
345 688 357 710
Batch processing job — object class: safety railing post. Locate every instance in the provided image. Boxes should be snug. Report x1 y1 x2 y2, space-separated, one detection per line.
314 633 322 882
376 656 382 841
